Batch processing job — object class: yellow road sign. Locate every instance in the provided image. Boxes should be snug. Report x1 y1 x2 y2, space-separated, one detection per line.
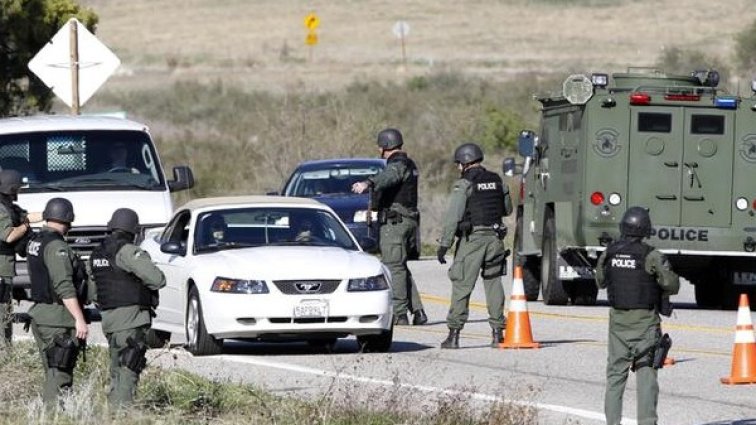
305 32 319 46
304 13 320 30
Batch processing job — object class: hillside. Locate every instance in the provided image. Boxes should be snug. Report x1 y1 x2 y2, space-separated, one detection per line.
81 0 756 94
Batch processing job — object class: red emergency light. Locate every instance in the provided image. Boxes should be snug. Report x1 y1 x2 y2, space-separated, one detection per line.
590 191 605 205
629 92 651 105
664 93 701 101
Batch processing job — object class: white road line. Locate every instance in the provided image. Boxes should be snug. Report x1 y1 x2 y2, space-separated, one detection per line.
219 354 637 425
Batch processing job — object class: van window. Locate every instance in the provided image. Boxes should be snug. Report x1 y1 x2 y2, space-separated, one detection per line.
638 113 672 133
691 115 725 135
0 130 166 193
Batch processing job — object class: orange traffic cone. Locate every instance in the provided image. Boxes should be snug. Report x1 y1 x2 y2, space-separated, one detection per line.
720 293 756 385
500 265 540 349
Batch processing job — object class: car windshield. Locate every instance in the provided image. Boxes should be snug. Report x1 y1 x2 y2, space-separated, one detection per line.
194 207 359 253
0 130 166 192
284 164 383 197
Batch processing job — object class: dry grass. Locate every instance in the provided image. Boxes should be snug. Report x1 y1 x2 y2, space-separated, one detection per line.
78 0 756 94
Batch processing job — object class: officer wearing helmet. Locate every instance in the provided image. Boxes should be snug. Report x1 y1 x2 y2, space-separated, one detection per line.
88 208 165 408
26 197 90 406
437 143 512 349
0 169 41 345
352 128 427 326
595 206 679 425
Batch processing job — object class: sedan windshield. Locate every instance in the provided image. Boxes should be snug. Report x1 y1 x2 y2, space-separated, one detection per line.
284 165 383 197
194 207 358 253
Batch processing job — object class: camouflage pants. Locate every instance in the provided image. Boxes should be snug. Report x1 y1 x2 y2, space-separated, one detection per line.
446 232 506 330
106 326 149 408
30 321 79 406
0 276 11 346
605 315 661 425
379 217 423 316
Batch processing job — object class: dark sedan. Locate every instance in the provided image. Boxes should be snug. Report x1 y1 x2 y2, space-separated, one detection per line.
280 158 385 247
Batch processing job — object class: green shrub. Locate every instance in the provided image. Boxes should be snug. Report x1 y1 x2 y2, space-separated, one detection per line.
735 18 756 72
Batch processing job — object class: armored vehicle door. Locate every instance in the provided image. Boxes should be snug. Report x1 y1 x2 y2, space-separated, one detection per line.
628 108 733 227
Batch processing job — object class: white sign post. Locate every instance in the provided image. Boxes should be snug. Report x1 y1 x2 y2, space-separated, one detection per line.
28 18 120 115
392 21 411 67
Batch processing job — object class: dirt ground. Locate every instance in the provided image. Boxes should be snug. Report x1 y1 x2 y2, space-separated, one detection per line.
79 0 756 94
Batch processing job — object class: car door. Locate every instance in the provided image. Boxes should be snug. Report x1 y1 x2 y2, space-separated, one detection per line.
151 211 192 328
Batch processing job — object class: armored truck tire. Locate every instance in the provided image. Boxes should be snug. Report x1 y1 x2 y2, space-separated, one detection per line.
514 214 541 301
540 211 569 305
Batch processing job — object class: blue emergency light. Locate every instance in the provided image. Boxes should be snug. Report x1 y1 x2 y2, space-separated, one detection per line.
713 96 738 109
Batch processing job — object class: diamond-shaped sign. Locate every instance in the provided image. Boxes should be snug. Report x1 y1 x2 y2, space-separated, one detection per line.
28 18 120 108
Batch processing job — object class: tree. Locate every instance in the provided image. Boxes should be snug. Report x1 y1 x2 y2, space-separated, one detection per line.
0 0 98 117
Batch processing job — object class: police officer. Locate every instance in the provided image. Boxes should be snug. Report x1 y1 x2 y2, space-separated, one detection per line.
89 208 165 408
0 169 39 346
595 206 679 425
352 128 427 326
437 143 512 349
26 197 89 406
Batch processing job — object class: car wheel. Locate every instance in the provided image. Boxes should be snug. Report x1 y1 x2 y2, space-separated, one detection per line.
357 328 393 353
145 328 171 349
186 286 223 356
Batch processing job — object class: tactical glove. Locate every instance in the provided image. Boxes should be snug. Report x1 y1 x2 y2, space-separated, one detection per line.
436 246 448 264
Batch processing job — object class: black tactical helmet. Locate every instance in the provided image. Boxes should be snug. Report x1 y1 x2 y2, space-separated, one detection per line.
43 197 75 224
376 128 404 150
0 169 22 195
454 143 484 165
108 208 140 235
620 206 652 237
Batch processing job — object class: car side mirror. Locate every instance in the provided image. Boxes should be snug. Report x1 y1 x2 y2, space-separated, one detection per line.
168 166 195 192
502 157 517 177
358 236 379 254
518 130 536 158
160 241 186 256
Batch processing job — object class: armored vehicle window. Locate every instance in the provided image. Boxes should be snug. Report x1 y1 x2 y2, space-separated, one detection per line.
691 115 724 135
638 113 671 133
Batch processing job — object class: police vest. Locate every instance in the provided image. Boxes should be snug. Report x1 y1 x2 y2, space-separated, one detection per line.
604 239 660 310
90 234 156 310
462 167 505 227
374 152 418 210
0 197 24 256
27 230 65 304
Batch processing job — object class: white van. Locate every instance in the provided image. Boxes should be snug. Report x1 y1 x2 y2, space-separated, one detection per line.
0 115 193 298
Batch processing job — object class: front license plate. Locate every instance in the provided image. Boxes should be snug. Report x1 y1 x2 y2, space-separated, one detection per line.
294 300 328 318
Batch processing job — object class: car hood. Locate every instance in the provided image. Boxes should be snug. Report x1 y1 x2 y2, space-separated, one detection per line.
311 194 368 223
200 246 383 280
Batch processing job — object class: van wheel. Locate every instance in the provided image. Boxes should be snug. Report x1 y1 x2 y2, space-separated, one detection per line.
514 213 541 301
540 211 569 305
186 286 223 356
145 329 171 349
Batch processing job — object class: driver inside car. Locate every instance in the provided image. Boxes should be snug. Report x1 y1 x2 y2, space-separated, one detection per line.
201 213 227 246
106 143 140 174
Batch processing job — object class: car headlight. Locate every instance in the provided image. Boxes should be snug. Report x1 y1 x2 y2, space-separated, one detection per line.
211 277 269 294
353 210 378 223
347 275 388 292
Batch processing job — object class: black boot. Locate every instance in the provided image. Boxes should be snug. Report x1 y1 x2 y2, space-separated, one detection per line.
412 309 428 325
393 314 409 326
440 328 460 349
491 328 503 348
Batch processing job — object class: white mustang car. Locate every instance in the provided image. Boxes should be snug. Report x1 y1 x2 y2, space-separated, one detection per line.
140 196 393 355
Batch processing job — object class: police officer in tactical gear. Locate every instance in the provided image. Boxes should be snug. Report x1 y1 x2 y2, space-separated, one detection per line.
352 128 427 326
437 143 512 349
0 169 40 346
89 208 166 408
27 197 89 406
595 206 679 425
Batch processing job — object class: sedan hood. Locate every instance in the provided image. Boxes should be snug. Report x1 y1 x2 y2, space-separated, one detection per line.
200 246 383 280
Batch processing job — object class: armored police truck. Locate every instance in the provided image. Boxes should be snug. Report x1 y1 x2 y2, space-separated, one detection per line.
506 68 756 308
